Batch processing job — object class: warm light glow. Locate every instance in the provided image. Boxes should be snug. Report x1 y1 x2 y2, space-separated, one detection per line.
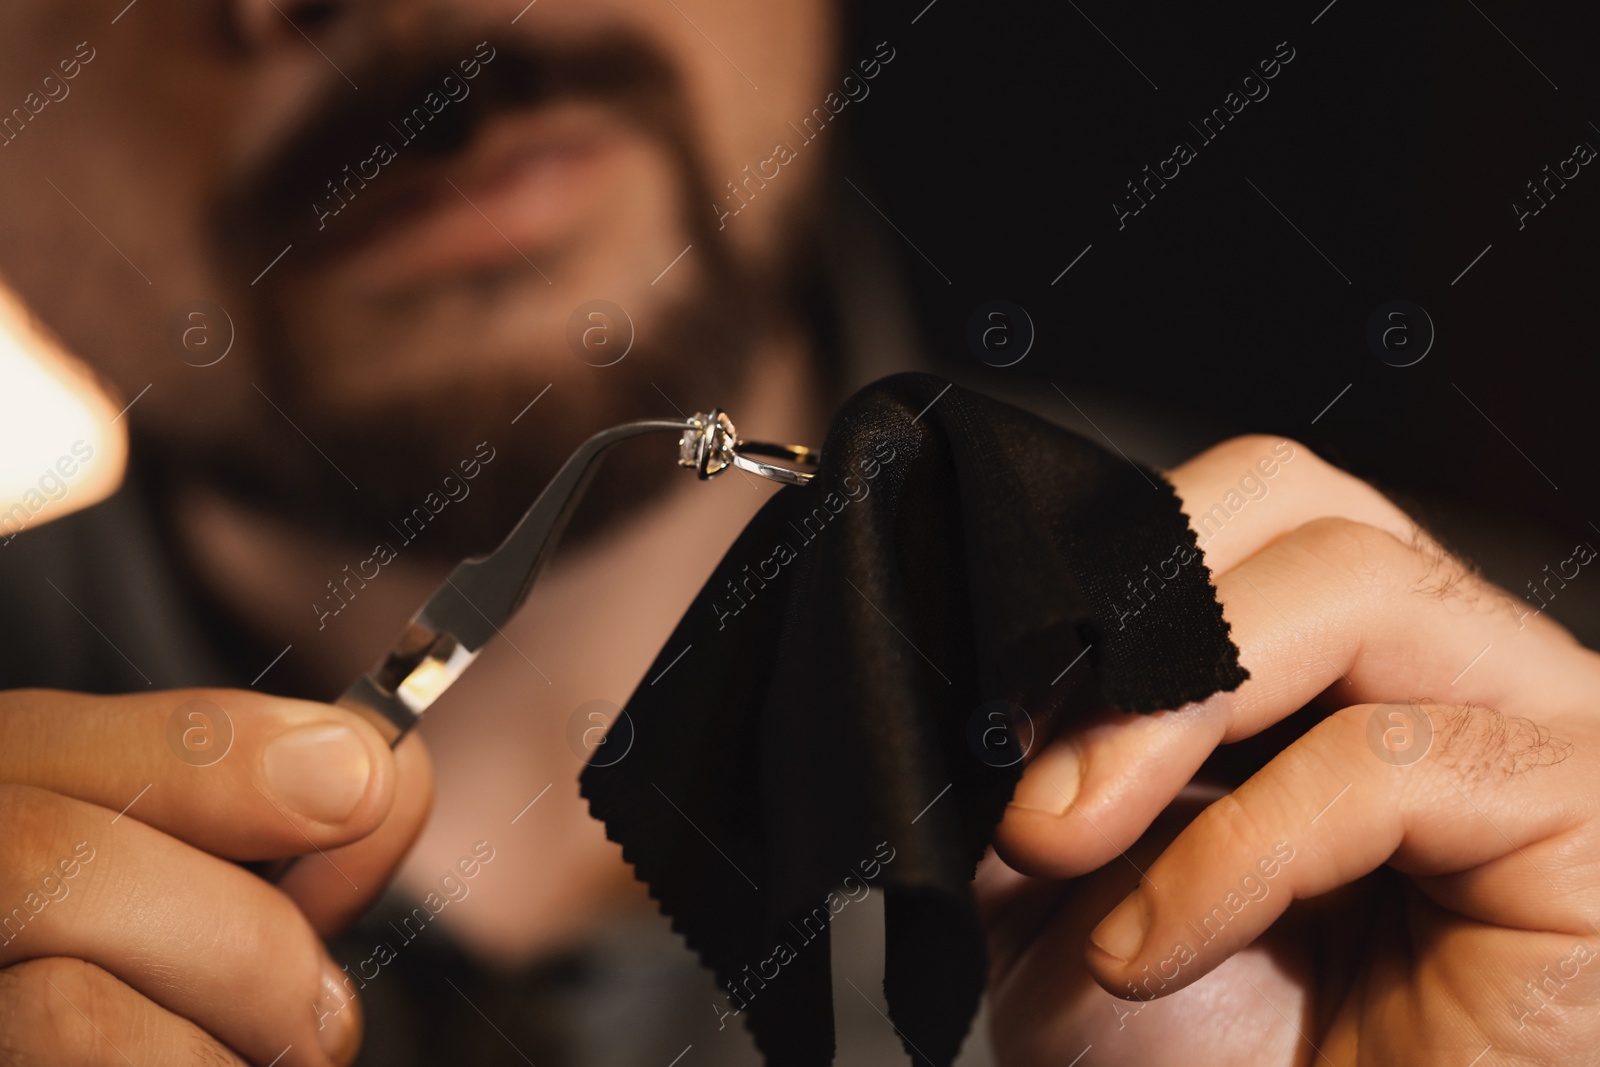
0 281 127 542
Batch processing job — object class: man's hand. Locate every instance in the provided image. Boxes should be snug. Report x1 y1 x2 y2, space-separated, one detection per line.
0 688 433 1066
983 436 1600 1066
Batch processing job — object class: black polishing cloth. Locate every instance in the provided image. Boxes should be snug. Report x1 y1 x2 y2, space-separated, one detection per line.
581 374 1247 1065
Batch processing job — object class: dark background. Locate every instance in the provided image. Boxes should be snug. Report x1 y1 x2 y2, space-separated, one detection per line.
839 0 1600 638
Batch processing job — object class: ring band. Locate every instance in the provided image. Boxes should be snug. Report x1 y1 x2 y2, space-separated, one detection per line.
679 411 820 486
731 442 820 486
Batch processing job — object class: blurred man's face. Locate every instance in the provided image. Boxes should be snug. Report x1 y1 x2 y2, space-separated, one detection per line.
0 0 833 549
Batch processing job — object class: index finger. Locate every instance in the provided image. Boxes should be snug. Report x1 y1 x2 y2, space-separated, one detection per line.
1162 434 1417 575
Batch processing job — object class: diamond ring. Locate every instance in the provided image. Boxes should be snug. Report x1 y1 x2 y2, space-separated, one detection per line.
678 409 820 486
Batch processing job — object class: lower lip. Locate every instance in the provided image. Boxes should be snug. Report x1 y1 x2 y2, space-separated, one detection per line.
328 126 620 289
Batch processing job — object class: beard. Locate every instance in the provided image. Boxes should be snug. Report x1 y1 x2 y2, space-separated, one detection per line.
146 24 813 562
168 287 772 561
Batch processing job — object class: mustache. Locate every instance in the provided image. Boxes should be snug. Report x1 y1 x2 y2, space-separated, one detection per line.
216 31 684 265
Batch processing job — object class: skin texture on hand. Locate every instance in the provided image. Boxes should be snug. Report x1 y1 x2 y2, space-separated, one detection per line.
0 688 433 1066
984 435 1600 1067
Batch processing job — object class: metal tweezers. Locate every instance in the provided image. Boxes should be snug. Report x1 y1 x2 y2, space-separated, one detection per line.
258 410 815 881
338 409 819 746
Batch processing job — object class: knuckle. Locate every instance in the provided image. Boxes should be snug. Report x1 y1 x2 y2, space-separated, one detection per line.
1190 793 1275 864
237 886 326 990
1209 433 1300 461
1341 698 1577 802
1289 515 1403 579
1287 517 1500 621
1287 515 1464 601
1209 434 1317 480
1396 528 1495 615
1430 703 1575 781
1210 432 1287 457
1204 436 1426 548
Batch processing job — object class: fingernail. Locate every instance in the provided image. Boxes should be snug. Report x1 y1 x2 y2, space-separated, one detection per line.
262 724 372 824
1090 891 1149 963
1008 740 1082 815
314 959 362 1064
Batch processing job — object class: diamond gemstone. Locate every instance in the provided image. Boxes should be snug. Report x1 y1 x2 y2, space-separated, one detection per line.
677 410 738 478
704 411 736 475
678 413 709 469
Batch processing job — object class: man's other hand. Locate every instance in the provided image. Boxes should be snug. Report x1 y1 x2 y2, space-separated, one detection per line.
985 436 1600 1066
